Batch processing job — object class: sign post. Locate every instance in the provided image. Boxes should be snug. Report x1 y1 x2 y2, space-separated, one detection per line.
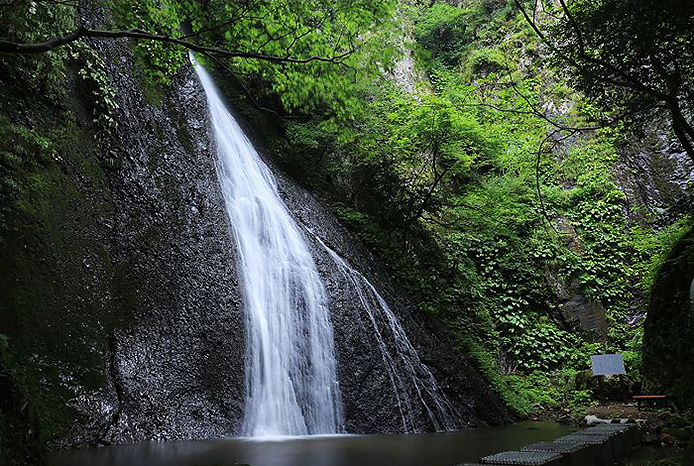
591 354 626 402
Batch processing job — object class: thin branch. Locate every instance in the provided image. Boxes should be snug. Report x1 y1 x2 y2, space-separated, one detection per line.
557 0 586 52
512 0 668 102
179 0 261 40
0 27 83 53
514 0 545 40
254 22 300 55
473 70 664 133
0 26 356 65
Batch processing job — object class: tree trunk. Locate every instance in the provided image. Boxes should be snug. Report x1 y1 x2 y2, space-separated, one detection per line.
670 104 694 164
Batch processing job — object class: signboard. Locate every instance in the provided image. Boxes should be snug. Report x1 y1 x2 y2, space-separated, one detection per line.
590 353 626 376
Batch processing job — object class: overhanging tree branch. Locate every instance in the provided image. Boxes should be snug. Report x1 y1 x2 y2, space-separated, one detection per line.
0 26 356 64
512 0 668 102
512 0 694 162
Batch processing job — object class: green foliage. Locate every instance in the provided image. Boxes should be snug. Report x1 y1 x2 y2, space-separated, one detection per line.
0 0 75 99
507 369 595 417
247 0 693 417
632 218 694 292
69 44 120 136
507 371 562 410
464 338 534 417
556 134 683 348
548 0 694 112
0 117 55 234
184 0 399 114
567 389 594 413
111 1 187 85
413 2 471 67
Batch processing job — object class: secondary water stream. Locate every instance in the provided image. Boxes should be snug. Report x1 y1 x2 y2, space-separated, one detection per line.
314 235 459 432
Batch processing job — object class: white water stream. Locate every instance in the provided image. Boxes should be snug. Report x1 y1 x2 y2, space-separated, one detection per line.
193 61 342 436
193 59 458 437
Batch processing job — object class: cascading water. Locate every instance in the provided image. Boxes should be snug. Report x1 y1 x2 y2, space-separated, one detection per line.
313 235 460 433
193 61 342 437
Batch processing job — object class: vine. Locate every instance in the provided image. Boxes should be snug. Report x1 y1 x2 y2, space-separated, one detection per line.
69 44 119 137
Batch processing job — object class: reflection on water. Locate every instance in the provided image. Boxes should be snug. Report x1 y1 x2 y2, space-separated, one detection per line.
50 422 575 466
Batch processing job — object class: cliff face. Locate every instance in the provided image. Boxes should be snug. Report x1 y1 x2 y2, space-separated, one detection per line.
1 28 247 448
0 10 513 457
615 128 694 224
643 226 694 407
73 37 248 445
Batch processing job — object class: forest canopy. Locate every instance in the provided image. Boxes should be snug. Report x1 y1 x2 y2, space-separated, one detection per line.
0 0 399 111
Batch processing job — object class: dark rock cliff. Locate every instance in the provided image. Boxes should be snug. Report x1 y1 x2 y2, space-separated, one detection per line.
615 128 694 225
642 225 694 407
1 24 247 450
76 37 247 445
276 168 514 433
0 9 512 460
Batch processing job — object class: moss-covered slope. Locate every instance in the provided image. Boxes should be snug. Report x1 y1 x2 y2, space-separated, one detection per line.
643 225 694 407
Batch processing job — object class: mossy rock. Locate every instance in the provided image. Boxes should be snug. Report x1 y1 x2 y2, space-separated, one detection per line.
661 427 692 441
642 225 694 409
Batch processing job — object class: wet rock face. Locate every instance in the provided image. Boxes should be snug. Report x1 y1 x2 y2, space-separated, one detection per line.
545 267 608 341
65 37 246 445
559 294 608 340
274 172 514 432
614 127 694 225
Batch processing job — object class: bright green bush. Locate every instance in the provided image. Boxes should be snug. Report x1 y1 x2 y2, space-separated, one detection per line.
414 2 471 67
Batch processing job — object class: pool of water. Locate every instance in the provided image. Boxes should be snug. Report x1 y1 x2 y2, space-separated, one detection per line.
50 421 576 466
49 422 575 466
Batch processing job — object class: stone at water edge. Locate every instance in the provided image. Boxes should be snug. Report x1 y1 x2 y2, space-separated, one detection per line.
585 415 612 425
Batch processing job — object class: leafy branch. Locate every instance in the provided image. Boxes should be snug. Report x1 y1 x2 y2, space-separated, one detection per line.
0 25 358 65
511 0 694 162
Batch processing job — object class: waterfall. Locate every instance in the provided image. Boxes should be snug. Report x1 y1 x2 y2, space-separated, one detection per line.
193 61 342 437
314 235 460 433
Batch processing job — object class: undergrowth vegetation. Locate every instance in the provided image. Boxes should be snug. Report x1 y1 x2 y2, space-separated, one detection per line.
236 0 693 417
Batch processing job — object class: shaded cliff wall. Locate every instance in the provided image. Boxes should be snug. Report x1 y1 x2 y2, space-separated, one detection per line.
0 13 245 453
615 128 694 225
642 226 694 407
77 33 247 445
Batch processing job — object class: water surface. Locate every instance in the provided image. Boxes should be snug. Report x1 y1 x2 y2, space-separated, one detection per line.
50 421 575 466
